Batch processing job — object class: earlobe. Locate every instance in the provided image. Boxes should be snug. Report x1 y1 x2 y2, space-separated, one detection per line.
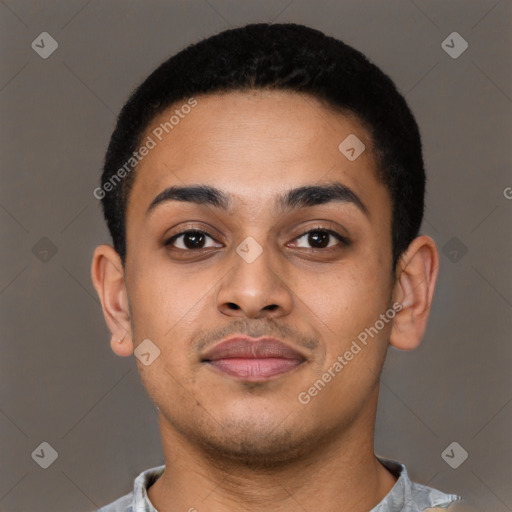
91 244 134 357
110 334 134 357
390 235 440 351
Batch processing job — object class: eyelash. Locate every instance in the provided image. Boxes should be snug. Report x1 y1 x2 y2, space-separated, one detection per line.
163 226 350 252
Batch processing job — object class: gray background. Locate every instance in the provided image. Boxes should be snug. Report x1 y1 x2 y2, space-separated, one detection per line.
1 1 511 511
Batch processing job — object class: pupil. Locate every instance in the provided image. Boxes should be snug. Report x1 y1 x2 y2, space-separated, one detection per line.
185 232 204 249
309 231 328 248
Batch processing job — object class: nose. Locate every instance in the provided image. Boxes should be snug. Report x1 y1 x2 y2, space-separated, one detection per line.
215 238 294 320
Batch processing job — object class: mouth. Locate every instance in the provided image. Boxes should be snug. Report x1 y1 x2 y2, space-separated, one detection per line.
201 335 306 382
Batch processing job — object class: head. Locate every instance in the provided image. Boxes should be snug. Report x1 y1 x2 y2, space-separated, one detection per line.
91 23 439 466
97 23 425 272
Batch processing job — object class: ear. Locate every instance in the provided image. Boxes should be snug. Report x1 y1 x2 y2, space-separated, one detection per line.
390 235 440 350
91 244 134 357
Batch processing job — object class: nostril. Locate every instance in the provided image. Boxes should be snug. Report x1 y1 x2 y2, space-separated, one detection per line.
227 302 240 310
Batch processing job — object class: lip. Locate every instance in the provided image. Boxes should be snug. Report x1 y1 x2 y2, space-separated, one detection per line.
201 335 306 381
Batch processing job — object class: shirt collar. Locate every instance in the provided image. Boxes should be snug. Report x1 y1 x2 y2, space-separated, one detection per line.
130 458 456 512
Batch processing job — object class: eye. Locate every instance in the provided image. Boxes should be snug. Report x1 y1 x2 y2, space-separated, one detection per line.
164 230 222 250
292 228 350 250
163 226 350 253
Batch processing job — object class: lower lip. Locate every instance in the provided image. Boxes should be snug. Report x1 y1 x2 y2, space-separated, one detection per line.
206 358 304 381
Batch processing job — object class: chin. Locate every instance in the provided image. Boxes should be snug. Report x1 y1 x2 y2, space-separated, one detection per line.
186 415 324 469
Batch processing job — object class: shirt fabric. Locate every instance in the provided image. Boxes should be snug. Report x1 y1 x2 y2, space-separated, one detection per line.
96 458 461 512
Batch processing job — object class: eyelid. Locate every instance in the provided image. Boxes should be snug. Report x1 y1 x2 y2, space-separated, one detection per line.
164 224 351 251
163 221 224 243
164 229 221 248
293 225 351 248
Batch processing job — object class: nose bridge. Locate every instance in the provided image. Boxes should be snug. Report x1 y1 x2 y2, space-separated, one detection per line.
215 234 293 318
230 235 277 293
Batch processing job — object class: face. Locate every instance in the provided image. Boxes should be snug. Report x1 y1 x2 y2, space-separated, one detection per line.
123 90 395 464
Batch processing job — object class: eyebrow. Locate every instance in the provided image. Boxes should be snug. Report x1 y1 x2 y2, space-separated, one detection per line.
146 182 369 218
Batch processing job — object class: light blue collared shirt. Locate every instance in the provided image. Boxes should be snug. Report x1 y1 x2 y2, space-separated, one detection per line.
96 458 461 512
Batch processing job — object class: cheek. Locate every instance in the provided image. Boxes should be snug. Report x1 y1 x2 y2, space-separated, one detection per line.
127 266 204 401
301 256 391 338
295 262 392 415
127 258 205 346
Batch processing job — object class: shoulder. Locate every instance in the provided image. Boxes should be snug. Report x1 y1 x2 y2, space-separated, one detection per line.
374 458 462 511
96 491 133 512
95 464 165 512
424 505 481 512
409 478 461 507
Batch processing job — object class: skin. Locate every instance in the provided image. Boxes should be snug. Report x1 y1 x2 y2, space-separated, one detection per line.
91 89 439 512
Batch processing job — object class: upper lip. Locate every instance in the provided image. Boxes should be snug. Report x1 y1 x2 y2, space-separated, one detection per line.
201 335 306 361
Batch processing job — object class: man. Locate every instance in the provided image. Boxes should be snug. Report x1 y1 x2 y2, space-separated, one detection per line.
91 23 465 512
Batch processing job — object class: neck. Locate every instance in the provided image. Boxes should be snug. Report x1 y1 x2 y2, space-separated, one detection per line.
147 393 397 512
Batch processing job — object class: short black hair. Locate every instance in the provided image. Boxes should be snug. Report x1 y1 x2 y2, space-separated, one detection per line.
99 22 425 271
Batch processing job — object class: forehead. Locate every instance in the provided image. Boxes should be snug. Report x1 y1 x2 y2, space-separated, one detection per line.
127 89 388 220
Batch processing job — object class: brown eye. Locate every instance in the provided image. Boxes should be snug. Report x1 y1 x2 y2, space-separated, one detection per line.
293 228 350 250
165 230 222 250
